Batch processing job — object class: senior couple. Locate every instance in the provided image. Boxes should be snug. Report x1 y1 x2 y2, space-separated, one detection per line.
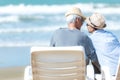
50 7 120 78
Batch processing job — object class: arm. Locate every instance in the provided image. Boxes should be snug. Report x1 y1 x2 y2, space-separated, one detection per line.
85 36 101 74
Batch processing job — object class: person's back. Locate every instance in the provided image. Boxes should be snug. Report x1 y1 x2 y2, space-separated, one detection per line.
50 7 101 75
50 28 87 46
85 13 120 76
90 29 120 76
50 28 96 64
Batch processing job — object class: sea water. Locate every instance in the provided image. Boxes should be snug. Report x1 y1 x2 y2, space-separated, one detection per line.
0 0 120 67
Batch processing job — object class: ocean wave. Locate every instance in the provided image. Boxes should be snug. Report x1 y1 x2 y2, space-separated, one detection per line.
0 3 120 23
0 22 119 34
0 26 60 33
0 3 120 15
0 41 49 47
0 15 47 23
0 15 19 23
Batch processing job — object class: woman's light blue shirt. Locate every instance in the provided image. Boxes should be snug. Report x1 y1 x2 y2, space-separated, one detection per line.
90 29 120 75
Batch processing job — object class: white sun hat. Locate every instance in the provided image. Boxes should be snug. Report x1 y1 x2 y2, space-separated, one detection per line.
65 7 86 20
85 13 106 29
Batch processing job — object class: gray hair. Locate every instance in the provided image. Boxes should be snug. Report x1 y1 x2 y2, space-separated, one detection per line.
66 14 82 24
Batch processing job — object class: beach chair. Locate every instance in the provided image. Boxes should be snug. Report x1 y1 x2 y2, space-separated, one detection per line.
116 62 120 80
115 58 120 80
24 66 32 80
31 46 86 80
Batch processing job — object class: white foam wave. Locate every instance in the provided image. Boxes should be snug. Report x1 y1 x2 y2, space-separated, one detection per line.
0 3 120 23
0 3 120 15
0 4 66 15
0 15 45 23
0 22 119 34
0 15 19 22
0 41 49 47
78 3 120 14
0 26 60 33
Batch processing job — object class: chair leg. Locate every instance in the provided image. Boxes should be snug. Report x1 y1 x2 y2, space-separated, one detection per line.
87 64 95 80
24 66 32 80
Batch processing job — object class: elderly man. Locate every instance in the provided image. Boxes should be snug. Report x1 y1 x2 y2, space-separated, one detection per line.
50 7 101 75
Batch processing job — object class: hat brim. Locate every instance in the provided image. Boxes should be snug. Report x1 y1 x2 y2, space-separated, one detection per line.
65 13 86 20
85 17 105 29
65 7 86 20
85 17 94 27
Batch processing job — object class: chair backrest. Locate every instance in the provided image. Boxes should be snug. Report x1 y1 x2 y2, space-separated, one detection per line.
31 46 86 80
116 59 120 80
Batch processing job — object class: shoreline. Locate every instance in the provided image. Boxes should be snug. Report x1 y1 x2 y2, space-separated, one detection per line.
0 66 25 80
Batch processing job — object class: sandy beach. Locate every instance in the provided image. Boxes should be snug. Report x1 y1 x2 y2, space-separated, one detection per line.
0 66 25 80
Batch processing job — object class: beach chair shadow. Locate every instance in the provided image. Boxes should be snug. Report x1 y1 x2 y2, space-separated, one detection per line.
30 46 86 80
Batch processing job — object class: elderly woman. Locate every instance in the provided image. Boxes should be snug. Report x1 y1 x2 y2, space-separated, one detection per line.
86 13 120 76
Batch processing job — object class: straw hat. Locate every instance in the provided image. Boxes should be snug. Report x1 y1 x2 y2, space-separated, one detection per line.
85 13 106 29
65 7 86 20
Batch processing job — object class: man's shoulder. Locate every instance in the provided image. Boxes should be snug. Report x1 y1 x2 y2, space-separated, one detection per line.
79 31 88 36
53 28 67 34
55 28 67 32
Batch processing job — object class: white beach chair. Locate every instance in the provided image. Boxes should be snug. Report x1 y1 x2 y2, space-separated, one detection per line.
31 46 86 80
24 46 97 80
24 66 32 80
115 60 120 80
114 58 120 80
